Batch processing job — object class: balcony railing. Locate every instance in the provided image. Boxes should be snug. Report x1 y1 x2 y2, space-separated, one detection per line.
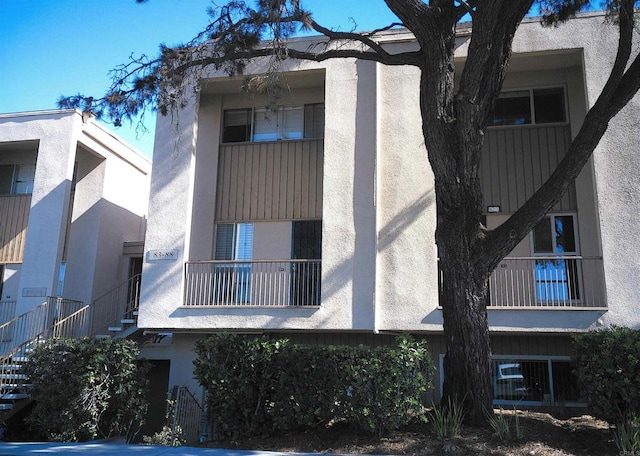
488 256 605 308
184 260 321 307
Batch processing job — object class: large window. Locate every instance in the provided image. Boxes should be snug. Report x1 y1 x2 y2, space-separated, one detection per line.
490 87 566 126
0 164 35 195
222 103 324 143
531 214 580 302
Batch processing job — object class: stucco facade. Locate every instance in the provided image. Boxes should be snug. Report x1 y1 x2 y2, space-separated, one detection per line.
138 14 640 400
0 110 151 318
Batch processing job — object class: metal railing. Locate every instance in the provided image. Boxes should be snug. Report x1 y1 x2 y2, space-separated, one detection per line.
89 274 141 335
487 256 605 308
0 274 142 396
0 302 90 394
184 260 321 306
0 301 16 326
168 385 203 446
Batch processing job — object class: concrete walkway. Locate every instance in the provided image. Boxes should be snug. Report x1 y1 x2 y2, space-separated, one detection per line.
0 443 352 455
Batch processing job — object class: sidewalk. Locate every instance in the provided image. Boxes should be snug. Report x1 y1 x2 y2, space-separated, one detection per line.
0 442 350 455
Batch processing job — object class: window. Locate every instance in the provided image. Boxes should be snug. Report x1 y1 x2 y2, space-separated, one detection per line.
222 103 325 143
213 223 254 303
0 164 35 195
490 87 566 126
531 214 580 302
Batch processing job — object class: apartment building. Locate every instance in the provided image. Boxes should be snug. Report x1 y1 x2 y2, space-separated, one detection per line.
137 13 640 405
0 110 150 320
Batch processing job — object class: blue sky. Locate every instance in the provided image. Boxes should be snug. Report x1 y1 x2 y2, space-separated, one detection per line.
0 1 398 158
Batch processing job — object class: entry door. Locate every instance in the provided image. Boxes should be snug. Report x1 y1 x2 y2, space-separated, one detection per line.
291 220 322 306
531 214 580 302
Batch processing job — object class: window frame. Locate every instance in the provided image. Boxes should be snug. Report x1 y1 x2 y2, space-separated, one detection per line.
221 103 325 144
0 164 36 195
489 86 569 128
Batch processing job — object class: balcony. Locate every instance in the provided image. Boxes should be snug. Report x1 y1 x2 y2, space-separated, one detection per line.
184 260 321 307
488 256 605 308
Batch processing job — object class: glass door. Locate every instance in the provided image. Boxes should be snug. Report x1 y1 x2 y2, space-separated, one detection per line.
531 214 580 303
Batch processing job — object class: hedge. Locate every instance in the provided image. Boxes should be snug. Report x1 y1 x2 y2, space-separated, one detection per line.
573 327 640 423
193 334 434 437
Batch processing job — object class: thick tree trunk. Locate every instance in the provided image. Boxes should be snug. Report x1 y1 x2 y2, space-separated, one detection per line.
439 236 493 424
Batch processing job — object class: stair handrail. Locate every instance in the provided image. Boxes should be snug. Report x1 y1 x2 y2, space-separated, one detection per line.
0 303 91 394
0 274 140 364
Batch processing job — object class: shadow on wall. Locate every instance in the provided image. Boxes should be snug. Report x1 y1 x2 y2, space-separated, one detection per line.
64 197 146 304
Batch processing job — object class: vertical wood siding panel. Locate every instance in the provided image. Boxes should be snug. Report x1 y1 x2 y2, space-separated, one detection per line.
481 126 575 214
0 195 30 263
228 146 239 221
286 144 296 219
215 140 324 222
256 144 267 220
264 144 274 220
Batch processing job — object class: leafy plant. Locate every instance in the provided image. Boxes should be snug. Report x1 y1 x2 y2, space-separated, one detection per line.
142 425 185 446
573 327 640 424
429 397 464 438
193 333 434 437
614 414 640 453
23 338 149 442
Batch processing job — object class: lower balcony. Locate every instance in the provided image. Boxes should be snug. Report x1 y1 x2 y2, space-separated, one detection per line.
487 256 605 309
184 260 321 307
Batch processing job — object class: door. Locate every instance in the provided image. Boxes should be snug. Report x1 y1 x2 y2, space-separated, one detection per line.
291 220 321 306
531 214 580 303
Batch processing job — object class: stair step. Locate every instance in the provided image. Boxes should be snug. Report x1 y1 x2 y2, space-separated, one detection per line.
121 319 135 324
0 374 27 380
1 393 29 400
132 310 139 316
9 357 28 363
108 327 123 332
0 404 13 411
95 335 111 339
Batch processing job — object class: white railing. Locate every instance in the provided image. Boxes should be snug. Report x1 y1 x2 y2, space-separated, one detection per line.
184 260 321 306
488 256 604 308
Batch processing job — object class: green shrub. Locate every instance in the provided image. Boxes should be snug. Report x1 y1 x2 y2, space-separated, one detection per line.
573 327 640 424
23 337 149 442
193 334 434 437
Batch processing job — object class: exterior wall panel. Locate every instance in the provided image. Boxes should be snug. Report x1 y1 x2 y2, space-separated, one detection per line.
0 195 30 263
481 125 576 213
216 140 323 222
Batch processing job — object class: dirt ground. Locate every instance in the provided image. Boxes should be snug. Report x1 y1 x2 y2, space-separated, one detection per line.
206 410 617 455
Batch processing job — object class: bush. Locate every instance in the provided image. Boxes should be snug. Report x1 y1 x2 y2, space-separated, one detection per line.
23 337 149 442
193 334 434 437
573 327 640 424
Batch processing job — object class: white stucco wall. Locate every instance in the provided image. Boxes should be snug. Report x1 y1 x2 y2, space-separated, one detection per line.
139 14 640 334
0 110 151 316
